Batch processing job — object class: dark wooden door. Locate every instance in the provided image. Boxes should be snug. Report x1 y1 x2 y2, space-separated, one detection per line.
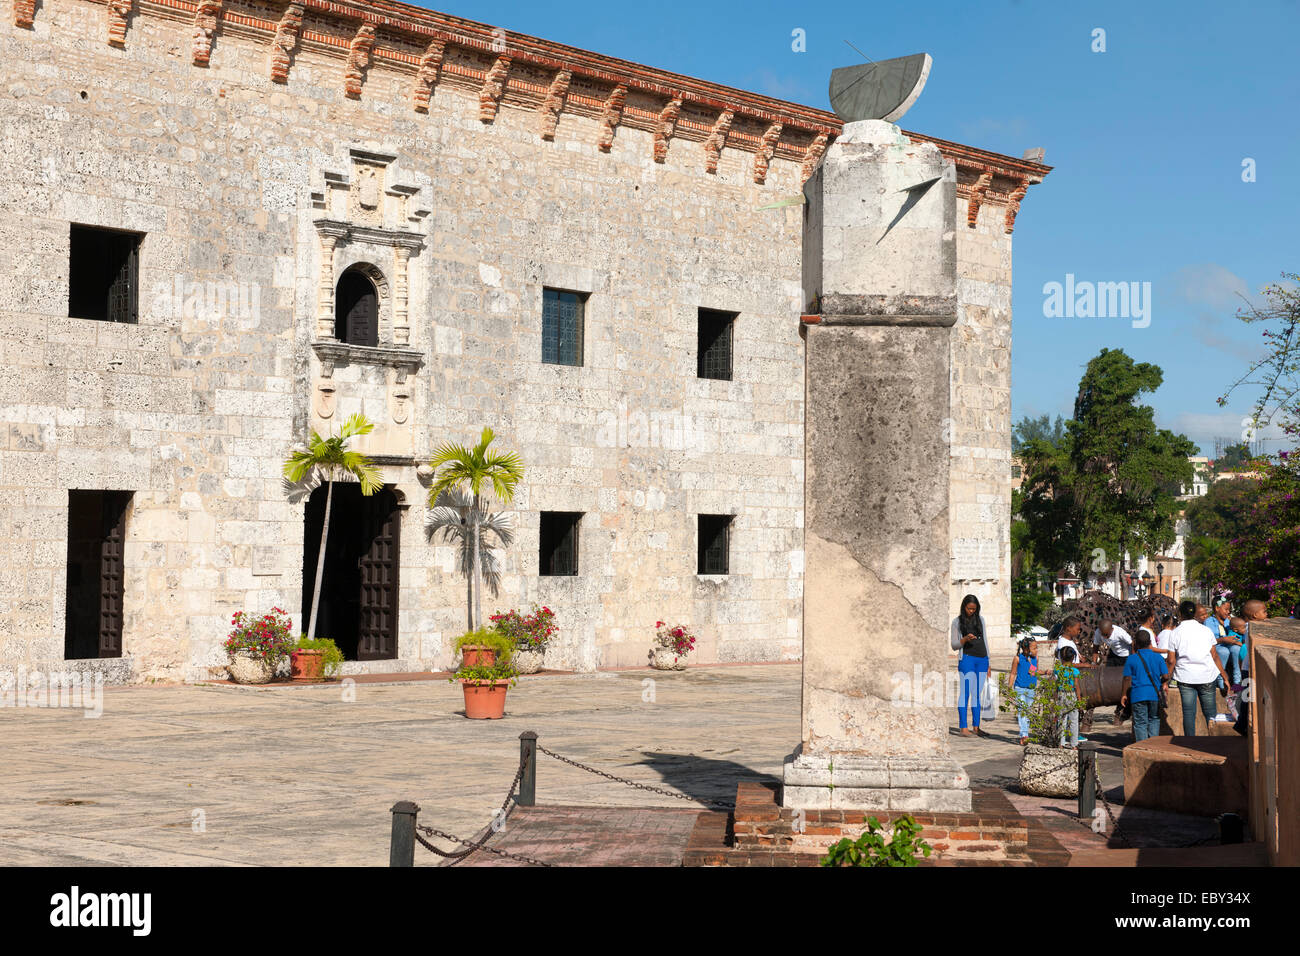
98 492 129 658
335 270 378 346
357 489 399 660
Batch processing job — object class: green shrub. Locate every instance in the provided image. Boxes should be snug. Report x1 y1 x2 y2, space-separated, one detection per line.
820 815 931 867
450 660 518 686
453 627 513 664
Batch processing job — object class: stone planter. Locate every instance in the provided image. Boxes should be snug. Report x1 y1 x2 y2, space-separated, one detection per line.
513 648 545 675
227 651 273 685
649 647 688 671
1018 743 1078 797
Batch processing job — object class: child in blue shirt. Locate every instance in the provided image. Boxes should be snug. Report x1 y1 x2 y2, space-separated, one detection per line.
1012 637 1038 745
1121 630 1169 741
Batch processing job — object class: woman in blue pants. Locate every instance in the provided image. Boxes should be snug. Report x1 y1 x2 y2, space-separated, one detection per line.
951 593 990 737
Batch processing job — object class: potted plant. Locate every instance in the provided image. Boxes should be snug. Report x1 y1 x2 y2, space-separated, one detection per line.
290 635 344 682
489 604 556 674
224 608 296 684
997 664 1087 796
453 627 513 669
649 621 697 671
453 660 518 719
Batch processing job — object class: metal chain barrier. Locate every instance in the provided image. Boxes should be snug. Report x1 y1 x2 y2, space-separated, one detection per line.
537 744 735 810
415 823 554 867
412 757 527 864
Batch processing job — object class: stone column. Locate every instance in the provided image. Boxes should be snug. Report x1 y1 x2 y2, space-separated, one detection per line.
783 120 970 812
316 228 342 340
393 244 412 346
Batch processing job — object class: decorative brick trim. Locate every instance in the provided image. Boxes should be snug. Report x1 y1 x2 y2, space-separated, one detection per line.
64 0 1050 201
344 23 376 99
966 170 993 227
13 0 35 28
800 132 828 184
106 0 131 46
537 69 571 140
478 54 511 122
191 0 222 65
703 109 733 174
411 38 445 111
653 97 682 163
1003 179 1030 235
597 84 626 152
752 122 782 185
269 4 304 83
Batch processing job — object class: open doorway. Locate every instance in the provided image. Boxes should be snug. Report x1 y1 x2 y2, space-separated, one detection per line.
302 484 400 661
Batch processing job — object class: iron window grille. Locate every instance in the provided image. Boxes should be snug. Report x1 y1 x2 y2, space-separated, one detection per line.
69 225 143 324
542 288 586 366
698 514 732 575
697 308 735 380
540 511 582 576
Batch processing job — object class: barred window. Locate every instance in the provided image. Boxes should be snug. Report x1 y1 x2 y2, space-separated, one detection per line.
697 514 732 575
69 225 143 324
540 511 582 576
697 308 735 380
542 288 586 366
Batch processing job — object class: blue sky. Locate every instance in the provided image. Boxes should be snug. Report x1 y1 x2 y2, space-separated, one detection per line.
429 0 1300 456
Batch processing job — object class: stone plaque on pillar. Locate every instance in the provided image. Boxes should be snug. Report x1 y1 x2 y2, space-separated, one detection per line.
784 119 970 812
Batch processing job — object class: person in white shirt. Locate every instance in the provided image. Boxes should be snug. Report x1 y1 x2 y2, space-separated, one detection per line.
1096 619 1132 666
1151 612 1176 663
1167 600 1229 736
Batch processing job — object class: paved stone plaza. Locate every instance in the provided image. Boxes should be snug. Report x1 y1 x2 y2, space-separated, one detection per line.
0 662 1214 866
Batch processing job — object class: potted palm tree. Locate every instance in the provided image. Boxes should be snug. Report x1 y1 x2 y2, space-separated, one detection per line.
283 413 384 646
425 427 525 640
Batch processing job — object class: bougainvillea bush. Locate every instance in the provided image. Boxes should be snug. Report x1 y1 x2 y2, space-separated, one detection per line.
652 621 697 660
224 608 297 665
489 605 557 651
1214 456 1300 616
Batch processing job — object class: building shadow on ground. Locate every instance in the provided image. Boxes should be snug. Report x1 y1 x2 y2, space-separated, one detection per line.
630 751 779 807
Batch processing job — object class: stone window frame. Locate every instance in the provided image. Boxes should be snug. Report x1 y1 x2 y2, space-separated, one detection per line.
697 513 734 576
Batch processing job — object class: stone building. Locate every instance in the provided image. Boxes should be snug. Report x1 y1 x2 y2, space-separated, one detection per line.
0 0 1048 681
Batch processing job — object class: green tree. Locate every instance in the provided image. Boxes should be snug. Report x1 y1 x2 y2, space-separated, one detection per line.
1019 350 1196 590
283 413 384 643
1011 574 1053 632
427 427 524 631
1012 413 1067 455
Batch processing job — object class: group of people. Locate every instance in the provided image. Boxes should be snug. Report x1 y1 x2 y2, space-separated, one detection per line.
951 593 1269 747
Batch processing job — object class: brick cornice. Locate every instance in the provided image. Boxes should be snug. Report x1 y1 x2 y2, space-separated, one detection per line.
67 0 1052 205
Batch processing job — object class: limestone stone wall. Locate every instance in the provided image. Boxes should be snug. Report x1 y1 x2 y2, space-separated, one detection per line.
950 194 1014 656
0 1 1033 681
0 2 807 679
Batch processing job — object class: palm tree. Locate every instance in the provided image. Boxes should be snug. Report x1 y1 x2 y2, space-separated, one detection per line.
427 427 524 631
284 413 384 643
426 488 516 631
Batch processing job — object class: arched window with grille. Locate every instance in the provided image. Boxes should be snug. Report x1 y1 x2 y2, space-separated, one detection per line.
335 267 379 346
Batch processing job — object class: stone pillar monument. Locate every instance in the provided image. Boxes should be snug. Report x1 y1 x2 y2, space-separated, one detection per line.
783 119 970 811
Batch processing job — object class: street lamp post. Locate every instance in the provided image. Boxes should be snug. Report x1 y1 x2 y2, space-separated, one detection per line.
1157 562 1165 596
1141 570 1153 597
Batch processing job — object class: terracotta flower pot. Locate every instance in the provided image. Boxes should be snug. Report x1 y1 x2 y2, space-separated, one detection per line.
460 679 510 719
459 645 497 668
290 648 326 682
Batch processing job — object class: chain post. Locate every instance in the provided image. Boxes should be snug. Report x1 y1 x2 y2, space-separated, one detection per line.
1076 741 1099 820
390 801 420 867
519 731 538 807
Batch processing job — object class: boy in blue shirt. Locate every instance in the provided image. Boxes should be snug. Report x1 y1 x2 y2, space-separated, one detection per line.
1121 629 1169 742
